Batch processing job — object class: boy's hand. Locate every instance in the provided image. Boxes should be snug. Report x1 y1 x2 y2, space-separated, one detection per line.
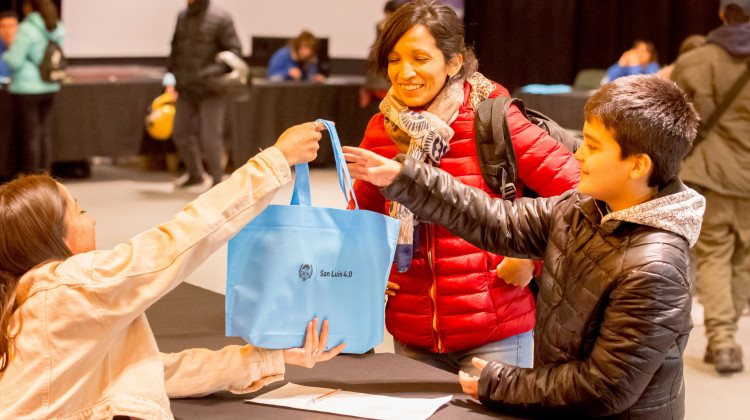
459 357 488 400
282 318 347 368
343 146 402 187
496 257 535 287
273 122 324 166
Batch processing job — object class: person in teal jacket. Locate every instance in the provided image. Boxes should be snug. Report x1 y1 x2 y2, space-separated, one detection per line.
2 0 65 175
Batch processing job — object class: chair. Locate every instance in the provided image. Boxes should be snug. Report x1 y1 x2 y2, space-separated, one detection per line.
573 68 607 90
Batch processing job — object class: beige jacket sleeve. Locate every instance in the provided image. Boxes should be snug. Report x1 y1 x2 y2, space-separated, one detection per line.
81 147 293 333
162 344 285 398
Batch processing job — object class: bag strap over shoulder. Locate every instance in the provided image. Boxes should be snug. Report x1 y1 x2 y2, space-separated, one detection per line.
474 96 519 200
291 119 359 209
697 61 750 142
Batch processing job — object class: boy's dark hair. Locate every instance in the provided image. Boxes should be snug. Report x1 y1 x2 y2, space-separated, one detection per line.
0 10 18 21
584 75 699 187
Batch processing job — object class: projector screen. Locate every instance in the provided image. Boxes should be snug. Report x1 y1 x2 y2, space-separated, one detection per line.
61 0 384 59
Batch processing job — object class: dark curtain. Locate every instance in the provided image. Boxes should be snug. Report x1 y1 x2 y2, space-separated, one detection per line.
0 1 62 16
465 0 722 92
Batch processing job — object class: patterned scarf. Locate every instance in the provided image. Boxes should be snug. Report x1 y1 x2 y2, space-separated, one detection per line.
380 72 496 272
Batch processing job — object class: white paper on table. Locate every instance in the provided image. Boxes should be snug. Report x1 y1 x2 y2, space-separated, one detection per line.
247 382 452 420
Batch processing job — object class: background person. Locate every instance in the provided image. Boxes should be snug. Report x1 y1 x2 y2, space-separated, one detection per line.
0 122 346 419
1 0 63 176
656 34 707 80
352 0 579 375
671 0 750 375
267 30 326 82
604 39 661 83
167 0 241 191
0 10 18 81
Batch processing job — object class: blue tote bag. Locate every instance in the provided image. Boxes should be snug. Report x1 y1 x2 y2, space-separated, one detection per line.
225 119 400 353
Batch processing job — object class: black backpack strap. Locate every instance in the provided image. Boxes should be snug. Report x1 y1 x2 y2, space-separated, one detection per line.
474 96 520 200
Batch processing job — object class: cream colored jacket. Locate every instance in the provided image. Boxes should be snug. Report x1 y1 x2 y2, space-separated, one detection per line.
0 148 292 420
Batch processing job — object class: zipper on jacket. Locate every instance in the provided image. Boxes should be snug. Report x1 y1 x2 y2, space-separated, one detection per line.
427 224 443 352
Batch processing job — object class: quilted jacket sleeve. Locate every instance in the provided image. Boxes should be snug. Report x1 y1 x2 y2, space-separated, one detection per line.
349 114 397 213
507 105 580 197
381 155 562 259
477 255 691 417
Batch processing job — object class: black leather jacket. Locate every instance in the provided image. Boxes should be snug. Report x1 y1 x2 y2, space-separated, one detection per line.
382 155 705 419
168 0 241 97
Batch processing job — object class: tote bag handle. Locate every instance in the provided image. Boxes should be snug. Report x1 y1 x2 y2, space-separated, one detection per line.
290 119 360 210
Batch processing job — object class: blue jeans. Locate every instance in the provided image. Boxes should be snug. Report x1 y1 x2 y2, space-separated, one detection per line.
395 330 534 376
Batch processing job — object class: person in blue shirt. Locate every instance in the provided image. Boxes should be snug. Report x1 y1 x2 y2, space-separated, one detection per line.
267 31 325 82
0 10 19 81
605 40 660 83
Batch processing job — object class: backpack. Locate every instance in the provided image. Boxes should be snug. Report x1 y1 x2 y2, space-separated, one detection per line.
474 96 582 200
39 40 67 83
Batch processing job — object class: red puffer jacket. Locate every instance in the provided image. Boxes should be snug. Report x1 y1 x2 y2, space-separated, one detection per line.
351 80 580 353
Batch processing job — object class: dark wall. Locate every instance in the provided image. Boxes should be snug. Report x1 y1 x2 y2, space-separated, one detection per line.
465 0 722 92
0 0 63 17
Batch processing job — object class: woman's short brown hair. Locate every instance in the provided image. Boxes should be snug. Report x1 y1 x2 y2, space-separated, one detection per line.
369 0 477 80
291 30 318 62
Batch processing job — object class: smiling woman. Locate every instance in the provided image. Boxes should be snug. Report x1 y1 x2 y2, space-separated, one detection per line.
350 0 580 377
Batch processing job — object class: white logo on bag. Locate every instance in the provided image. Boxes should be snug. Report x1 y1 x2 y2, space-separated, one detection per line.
298 264 313 281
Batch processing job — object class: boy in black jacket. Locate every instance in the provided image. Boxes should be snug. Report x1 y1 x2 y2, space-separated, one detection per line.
343 75 704 419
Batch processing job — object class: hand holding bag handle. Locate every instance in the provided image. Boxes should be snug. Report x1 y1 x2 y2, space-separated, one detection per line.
226 119 400 353
291 119 359 210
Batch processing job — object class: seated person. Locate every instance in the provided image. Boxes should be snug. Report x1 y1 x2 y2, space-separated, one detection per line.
344 74 704 419
0 122 346 418
605 39 661 83
267 30 325 82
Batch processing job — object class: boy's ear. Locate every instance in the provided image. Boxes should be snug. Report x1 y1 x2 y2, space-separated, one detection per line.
629 153 653 181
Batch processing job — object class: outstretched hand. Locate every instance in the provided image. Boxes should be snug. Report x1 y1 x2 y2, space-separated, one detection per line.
496 257 536 287
342 146 402 187
458 357 488 400
283 318 347 368
273 122 325 166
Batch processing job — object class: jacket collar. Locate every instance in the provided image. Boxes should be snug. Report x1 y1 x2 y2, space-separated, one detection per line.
576 178 706 246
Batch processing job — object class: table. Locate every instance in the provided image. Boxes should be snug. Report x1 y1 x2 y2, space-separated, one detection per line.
229 76 372 168
0 69 372 179
147 283 529 419
512 89 593 131
0 66 165 180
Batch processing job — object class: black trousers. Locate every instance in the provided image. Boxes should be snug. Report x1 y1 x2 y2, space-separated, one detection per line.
172 94 227 183
11 92 57 175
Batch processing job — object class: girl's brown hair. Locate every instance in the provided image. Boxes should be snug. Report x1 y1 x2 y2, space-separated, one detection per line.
0 174 72 373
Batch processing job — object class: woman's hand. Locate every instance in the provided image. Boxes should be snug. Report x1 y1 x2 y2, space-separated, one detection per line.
283 318 347 368
273 122 325 166
496 257 536 287
386 281 400 297
458 357 488 400
289 67 303 80
343 146 402 187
